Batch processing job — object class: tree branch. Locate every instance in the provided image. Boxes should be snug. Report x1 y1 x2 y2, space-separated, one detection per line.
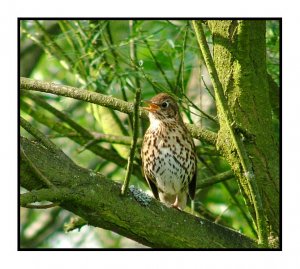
20 116 60 154
20 77 217 146
197 170 234 189
121 88 141 194
20 96 143 179
77 133 143 152
20 136 258 248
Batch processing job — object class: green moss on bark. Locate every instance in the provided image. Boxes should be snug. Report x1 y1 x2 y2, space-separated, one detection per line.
208 20 279 244
20 136 258 248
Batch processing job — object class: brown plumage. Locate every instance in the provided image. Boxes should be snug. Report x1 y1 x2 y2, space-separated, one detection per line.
141 93 197 209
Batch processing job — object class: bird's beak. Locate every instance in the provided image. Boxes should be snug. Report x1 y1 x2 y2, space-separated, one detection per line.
143 100 160 112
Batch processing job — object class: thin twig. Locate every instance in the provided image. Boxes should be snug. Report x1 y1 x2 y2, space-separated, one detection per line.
175 22 189 94
121 88 141 194
201 75 215 100
20 188 70 208
20 145 56 188
34 21 75 69
197 170 234 189
129 20 142 90
182 93 218 124
64 217 87 232
197 156 257 236
223 181 258 237
20 116 60 153
78 132 143 153
139 67 168 93
25 92 93 138
144 39 173 90
22 203 59 209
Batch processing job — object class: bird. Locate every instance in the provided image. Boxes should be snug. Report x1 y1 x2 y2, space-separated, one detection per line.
141 93 197 210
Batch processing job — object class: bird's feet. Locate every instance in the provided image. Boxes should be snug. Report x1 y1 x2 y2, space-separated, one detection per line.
171 196 182 210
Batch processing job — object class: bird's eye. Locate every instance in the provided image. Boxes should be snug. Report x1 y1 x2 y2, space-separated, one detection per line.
161 101 169 108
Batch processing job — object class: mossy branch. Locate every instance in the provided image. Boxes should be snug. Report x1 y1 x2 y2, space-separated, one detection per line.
20 77 217 146
20 77 136 115
20 136 258 249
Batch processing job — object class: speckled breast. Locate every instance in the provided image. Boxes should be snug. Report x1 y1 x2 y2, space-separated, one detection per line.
142 124 196 195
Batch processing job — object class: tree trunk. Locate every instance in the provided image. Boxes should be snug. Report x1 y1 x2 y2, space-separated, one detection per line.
207 20 279 246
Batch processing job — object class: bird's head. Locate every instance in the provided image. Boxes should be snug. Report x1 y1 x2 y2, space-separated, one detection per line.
143 93 180 122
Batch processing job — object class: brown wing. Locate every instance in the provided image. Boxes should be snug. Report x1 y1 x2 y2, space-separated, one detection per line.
188 168 197 200
144 172 159 200
141 133 159 200
180 122 197 201
188 138 197 200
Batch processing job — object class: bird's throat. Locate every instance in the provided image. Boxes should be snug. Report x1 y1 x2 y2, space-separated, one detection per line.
149 114 161 131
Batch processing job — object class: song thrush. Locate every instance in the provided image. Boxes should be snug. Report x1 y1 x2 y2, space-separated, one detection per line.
141 93 197 210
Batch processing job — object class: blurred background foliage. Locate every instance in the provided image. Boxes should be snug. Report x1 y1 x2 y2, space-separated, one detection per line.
20 19 280 248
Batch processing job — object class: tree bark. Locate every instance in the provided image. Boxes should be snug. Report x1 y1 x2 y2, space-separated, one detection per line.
20 136 257 249
207 20 279 245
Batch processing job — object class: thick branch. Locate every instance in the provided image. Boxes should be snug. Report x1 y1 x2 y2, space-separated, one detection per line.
20 136 257 248
20 77 217 145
